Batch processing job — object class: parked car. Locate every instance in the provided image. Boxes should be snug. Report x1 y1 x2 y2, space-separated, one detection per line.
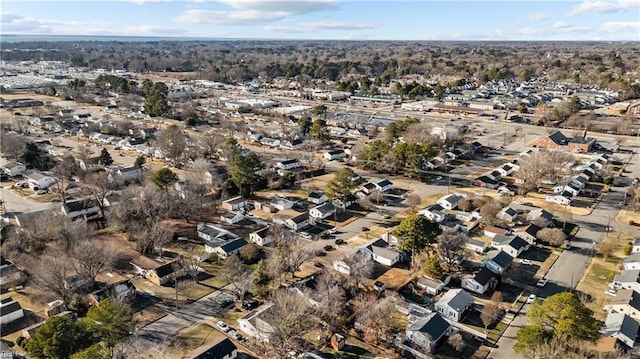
536 278 548 287
361 227 370 232
323 245 334 251
526 294 537 304
299 232 311 239
334 239 345 245
36 189 48 195
565 242 572 250
216 321 231 332
605 289 618 297
519 259 532 265
328 227 338 234
229 330 242 340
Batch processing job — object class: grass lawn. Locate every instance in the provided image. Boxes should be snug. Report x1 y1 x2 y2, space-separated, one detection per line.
171 323 224 358
576 260 622 322
462 311 508 343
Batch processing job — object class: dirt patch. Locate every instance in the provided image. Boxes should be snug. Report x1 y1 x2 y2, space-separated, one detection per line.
171 323 225 357
375 267 413 290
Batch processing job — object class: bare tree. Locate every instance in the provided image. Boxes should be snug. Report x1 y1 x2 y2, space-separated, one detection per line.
259 289 315 357
199 131 225 159
481 291 503 332
405 193 421 212
436 233 468 272
84 170 112 218
537 228 566 247
448 333 465 352
311 272 348 335
356 295 399 345
52 155 78 204
73 240 116 287
221 255 252 306
598 240 616 261
156 124 187 163
28 251 74 302
480 199 502 226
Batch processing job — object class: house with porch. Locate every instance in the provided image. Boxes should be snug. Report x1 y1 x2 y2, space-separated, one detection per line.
405 312 453 353
435 289 474 322
461 267 499 295
604 289 640 321
482 250 514 274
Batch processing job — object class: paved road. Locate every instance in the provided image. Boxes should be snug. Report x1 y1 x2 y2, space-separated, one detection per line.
492 151 640 358
136 284 236 353
0 186 56 215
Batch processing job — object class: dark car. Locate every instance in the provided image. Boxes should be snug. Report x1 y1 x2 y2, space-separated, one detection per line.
313 261 324 268
361 227 370 232
323 245 334 251
334 239 345 245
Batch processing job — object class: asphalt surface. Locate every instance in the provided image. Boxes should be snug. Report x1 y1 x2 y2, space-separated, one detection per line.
0 186 56 215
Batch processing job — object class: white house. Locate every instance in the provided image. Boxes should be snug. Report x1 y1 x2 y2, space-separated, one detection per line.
276 159 301 171
631 238 640 253
604 290 640 322
282 212 311 232
0 256 25 290
271 196 297 211
418 204 447 223
23 170 57 189
491 235 529 258
482 250 514 274
601 312 639 348
323 149 346 161
237 303 275 343
461 268 499 295
437 193 466 210
435 289 475 322
405 312 452 353
249 227 273 246
333 260 352 275
546 194 571 206
309 202 336 220
0 297 24 325
624 253 640 271
416 275 451 296
62 198 101 220
108 166 142 182
196 223 247 258
359 238 401 267
221 196 248 212
375 179 393 192
1 161 26 177
220 212 245 224
613 270 640 293
307 192 328 205
465 238 488 253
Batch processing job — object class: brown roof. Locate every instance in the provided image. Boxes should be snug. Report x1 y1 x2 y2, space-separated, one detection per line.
484 226 509 235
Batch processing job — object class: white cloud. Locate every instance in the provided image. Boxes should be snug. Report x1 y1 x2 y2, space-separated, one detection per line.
0 12 186 36
552 21 570 29
516 23 591 37
600 21 640 32
128 0 170 4
568 0 640 16
174 0 339 25
527 12 550 21
301 21 378 30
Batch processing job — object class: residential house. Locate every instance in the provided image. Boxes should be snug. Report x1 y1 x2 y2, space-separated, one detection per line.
601 312 639 348
1 340 15 359
309 202 336 220
564 182 582 197
624 253 640 270
482 250 514 275
375 179 393 192
437 193 466 210
221 196 248 212
1 161 26 177
465 238 488 253
513 224 541 245
249 227 273 246
486 170 503 182
359 182 377 195
435 289 475 322
416 275 451 296
280 139 303 150
333 193 357 210
483 226 510 239
0 256 25 290
613 270 640 293
197 223 247 258
23 170 57 189
546 194 572 206
461 267 499 295
220 212 245 225
631 238 640 253
323 149 346 161
271 195 297 211
136 259 185 286
276 159 301 171
62 198 101 220
497 207 521 222
186 338 238 359
527 209 554 227
405 312 452 353
0 297 24 326
108 166 142 183
359 238 402 267
77 156 104 172
472 175 499 189
237 303 275 343
87 280 136 306
530 130 596 153
307 192 328 205
347 128 368 138
332 260 352 275
491 235 529 258
605 290 640 321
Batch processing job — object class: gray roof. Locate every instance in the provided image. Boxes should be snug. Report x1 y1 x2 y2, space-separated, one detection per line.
436 289 474 312
548 131 568 145
603 312 639 343
484 250 514 268
467 238 487 248
219 238 248 254
407 312 451 340
609 289 640 312
624 252 640 264
614 269 640 284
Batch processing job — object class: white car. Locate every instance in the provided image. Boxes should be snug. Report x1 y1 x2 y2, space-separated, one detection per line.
519 259 532 265
328 227 338 234
605 289 617 297
526 294 537 304
299 232 311 239
229 330 242 340
536 278 548 287
216 321 230 332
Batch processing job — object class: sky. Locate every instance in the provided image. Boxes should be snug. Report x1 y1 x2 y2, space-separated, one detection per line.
1 0 639 41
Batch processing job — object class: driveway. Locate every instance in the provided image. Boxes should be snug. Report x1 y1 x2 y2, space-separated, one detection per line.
0 187 56 215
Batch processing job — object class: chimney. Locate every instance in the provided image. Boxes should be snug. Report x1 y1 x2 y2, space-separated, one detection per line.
583 126 587 140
